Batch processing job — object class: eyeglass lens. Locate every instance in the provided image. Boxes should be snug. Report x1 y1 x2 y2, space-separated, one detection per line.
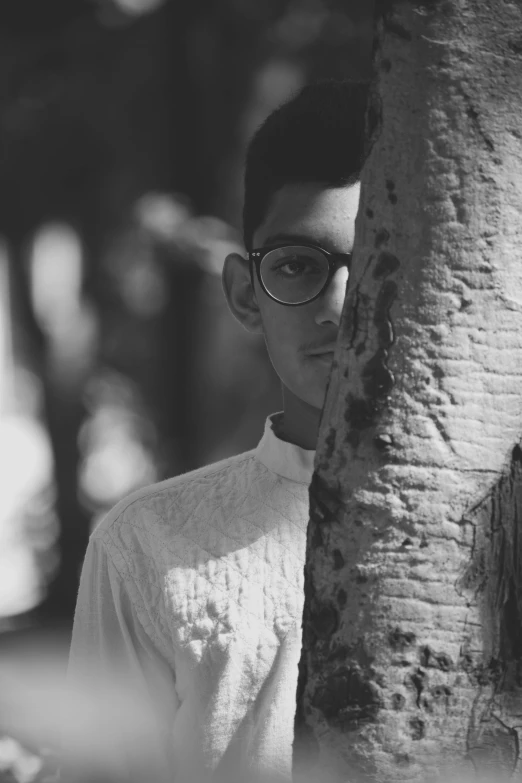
259 245 330 304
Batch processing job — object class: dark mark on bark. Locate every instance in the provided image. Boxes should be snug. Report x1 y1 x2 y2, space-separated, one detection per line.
309 472 344 526
348 282 363 353
309 600 339 639
381 58 392 72
388 192 398 204
328 643 351 662
459 649 506 688
466 103 495 152
459 651 474 674
419 646 454 671
332 549 344 570
344 427 361 448
365 86 382 161
394 753 410 766
420 532 428 548
431 685 452 700
362 352 395 401
409 717 425 740
509 37 522 55
374 228 390 248
366 208 374 219
374 281 397 340
385 179 395 191
428 413 453 449
311 666 383 726
391 693 406 710
323 427 336 461
409 668 426 707
478 658 505 687
435 653 453 671
401 537 414 548
389 627 416 650
373 250 400 279
352 261 398 414
337 588 347 607
344 397 377 439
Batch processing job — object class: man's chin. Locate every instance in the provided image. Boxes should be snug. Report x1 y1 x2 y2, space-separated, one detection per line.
282 381 323 413
297 387 328 414
303 374 330 412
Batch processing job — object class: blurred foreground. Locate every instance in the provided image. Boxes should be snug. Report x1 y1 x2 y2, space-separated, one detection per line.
0 632 507 783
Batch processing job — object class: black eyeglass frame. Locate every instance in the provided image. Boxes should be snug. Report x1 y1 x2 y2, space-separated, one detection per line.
248 243 353 307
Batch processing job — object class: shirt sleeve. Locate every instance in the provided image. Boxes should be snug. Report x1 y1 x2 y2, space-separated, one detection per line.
63 534 179 783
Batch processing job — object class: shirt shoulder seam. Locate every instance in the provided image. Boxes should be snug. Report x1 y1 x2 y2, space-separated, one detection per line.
92 449 257 539
93 531 178 669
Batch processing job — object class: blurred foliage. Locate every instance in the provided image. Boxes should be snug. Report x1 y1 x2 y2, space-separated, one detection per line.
0 0 372 709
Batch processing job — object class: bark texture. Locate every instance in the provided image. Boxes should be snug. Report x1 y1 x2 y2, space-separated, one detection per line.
295 1 522 781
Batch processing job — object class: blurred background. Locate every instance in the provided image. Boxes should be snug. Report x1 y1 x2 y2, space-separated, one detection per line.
0 0 372 778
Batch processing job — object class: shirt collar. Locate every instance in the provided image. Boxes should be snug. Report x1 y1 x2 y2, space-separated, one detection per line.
254 413 315 485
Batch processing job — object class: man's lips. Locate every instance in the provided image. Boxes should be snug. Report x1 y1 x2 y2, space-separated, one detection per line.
305 345 336 357
306 351 335 364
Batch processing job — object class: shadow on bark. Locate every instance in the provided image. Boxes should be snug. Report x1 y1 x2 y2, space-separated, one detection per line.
456 443 522 777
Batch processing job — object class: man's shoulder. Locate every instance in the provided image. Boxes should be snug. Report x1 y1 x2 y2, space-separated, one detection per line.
91 447 265 546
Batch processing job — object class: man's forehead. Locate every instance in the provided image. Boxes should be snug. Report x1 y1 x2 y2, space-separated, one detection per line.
253 182 360 253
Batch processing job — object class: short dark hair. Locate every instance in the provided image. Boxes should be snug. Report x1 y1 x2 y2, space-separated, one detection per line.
242 80 368 251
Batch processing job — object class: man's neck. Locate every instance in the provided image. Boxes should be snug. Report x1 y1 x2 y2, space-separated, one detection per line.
279 386 320 451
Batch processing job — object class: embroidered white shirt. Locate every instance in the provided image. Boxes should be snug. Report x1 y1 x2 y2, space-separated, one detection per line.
67 414 315 783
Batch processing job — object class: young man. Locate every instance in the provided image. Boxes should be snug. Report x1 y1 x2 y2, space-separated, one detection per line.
66 80 366 783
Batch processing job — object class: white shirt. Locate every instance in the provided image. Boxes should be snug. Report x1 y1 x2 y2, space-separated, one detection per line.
67 414 314 783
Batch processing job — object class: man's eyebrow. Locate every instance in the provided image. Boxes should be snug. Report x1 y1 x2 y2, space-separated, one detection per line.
262 233 348 252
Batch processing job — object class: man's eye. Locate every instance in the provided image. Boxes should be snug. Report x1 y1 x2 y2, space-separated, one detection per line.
273 257 321 277
279 260 304 276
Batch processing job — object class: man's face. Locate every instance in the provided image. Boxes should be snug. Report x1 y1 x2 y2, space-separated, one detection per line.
252 182 360 411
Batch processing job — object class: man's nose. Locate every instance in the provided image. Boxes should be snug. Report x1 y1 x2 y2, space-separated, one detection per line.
314 265 349 327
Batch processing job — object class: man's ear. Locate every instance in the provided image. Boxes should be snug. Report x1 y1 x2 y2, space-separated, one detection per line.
222 253 264 334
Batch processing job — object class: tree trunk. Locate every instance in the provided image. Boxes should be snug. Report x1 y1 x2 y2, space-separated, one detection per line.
295 1 522 781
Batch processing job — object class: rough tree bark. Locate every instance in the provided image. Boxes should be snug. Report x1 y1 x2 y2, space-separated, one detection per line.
294 1 522 781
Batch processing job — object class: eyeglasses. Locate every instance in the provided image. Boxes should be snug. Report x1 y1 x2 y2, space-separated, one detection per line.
248 243 352 306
